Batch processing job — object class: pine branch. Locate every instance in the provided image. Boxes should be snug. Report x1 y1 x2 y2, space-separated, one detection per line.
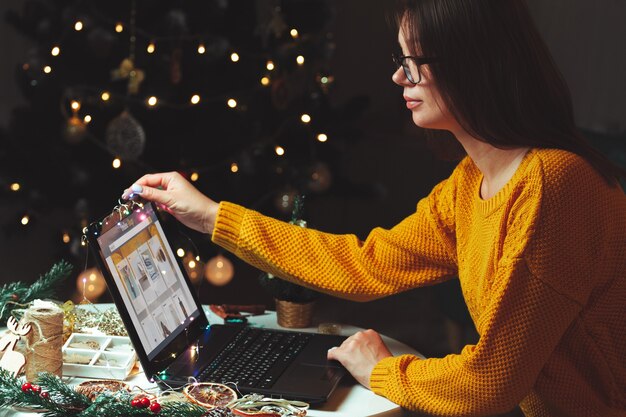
0 260 73 324
36 373 91 412
0 369 47 411
23 260 73 301
160 401 208 417
81 392 207 417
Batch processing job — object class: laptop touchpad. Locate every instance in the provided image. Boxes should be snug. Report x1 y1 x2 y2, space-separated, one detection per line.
285 363 339 382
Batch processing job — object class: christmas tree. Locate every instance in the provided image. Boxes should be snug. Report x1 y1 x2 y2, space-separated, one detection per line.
1 0 367 298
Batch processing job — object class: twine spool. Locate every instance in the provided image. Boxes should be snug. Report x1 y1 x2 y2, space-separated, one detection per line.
23 305 64 381
275 299 315 328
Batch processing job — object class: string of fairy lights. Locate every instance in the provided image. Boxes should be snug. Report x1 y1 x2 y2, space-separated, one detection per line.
6 0 338 298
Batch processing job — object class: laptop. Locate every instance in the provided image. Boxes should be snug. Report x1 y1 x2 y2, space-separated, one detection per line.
84 199 347 403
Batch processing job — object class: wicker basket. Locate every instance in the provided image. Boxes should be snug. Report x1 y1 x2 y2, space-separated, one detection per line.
275 299 315 328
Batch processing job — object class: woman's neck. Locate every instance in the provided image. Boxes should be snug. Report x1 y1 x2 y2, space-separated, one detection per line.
455 132 529 199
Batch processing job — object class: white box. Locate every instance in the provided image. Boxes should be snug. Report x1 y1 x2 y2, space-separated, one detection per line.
62 333 136 380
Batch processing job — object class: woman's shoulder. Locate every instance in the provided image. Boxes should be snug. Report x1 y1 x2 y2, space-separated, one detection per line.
526 148 626 220
528 148 606 191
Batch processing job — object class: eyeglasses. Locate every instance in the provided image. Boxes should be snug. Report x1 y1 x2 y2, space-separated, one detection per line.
392 53 438 84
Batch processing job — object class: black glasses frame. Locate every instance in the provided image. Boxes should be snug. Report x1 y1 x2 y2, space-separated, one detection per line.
392 53 438 84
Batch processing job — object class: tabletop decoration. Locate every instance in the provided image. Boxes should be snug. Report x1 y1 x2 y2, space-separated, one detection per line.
0 316 32 377
74 379 131 400
183 382 238 409
0 370 207 416
72 304 128 336
22 302 64 380
0 370 309 417
227 394 309 417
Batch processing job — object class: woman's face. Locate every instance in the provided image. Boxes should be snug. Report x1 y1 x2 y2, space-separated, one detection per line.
393 27 457 131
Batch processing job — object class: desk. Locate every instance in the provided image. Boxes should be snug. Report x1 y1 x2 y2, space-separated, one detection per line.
2 305 424 417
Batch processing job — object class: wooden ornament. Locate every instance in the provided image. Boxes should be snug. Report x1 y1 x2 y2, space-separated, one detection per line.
0 316 32 377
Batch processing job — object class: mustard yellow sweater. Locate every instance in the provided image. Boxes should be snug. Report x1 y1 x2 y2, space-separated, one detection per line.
212 149 626 417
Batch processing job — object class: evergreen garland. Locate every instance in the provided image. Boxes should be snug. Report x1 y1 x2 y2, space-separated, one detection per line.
0 260 73 325
0 370 214 417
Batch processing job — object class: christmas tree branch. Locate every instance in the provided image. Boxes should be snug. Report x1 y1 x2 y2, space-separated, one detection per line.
36 373 91 412
24 260 73 301
0 260 73 324
0 369 32 409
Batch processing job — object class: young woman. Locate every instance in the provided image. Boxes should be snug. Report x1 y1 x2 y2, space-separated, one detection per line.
123 0 626 415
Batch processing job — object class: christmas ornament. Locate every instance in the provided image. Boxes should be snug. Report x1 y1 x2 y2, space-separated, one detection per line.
105 110 146 160
0 316 32 377
111 58 145 95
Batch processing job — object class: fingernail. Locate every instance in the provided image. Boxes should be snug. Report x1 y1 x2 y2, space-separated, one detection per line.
131 184 143 194
328 346 337 352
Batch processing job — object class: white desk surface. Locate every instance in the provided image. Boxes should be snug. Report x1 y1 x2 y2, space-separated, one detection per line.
1 305 424 417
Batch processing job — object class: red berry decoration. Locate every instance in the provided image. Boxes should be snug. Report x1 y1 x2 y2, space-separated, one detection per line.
31 385 41 394
131 398 140 408
21 382 32 392
40 391 50 399
149 402 161 413
139 397 151 408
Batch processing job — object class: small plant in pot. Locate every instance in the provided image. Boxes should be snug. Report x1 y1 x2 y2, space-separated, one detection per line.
259 269 320 328
258 196 320 328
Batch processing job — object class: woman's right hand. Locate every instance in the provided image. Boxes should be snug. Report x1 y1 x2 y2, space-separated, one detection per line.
122 172 219 235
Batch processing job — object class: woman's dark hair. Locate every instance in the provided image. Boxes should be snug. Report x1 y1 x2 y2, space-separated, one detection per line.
396 0 624 184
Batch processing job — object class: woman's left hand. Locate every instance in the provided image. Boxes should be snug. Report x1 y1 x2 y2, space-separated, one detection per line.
327 329 392 389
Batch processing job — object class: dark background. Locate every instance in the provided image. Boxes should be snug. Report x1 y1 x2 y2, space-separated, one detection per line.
0 4 624 410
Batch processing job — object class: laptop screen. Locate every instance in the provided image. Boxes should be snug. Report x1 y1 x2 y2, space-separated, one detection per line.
96 203 200 360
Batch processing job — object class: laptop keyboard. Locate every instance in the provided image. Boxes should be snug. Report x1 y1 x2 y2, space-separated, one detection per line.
198 327 313 389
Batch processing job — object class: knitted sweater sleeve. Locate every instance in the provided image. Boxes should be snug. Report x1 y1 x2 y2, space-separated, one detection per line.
369 156 601 416
212 178 458 301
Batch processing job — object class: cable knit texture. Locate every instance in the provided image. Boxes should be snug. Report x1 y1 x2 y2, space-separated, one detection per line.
212 148 626 417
